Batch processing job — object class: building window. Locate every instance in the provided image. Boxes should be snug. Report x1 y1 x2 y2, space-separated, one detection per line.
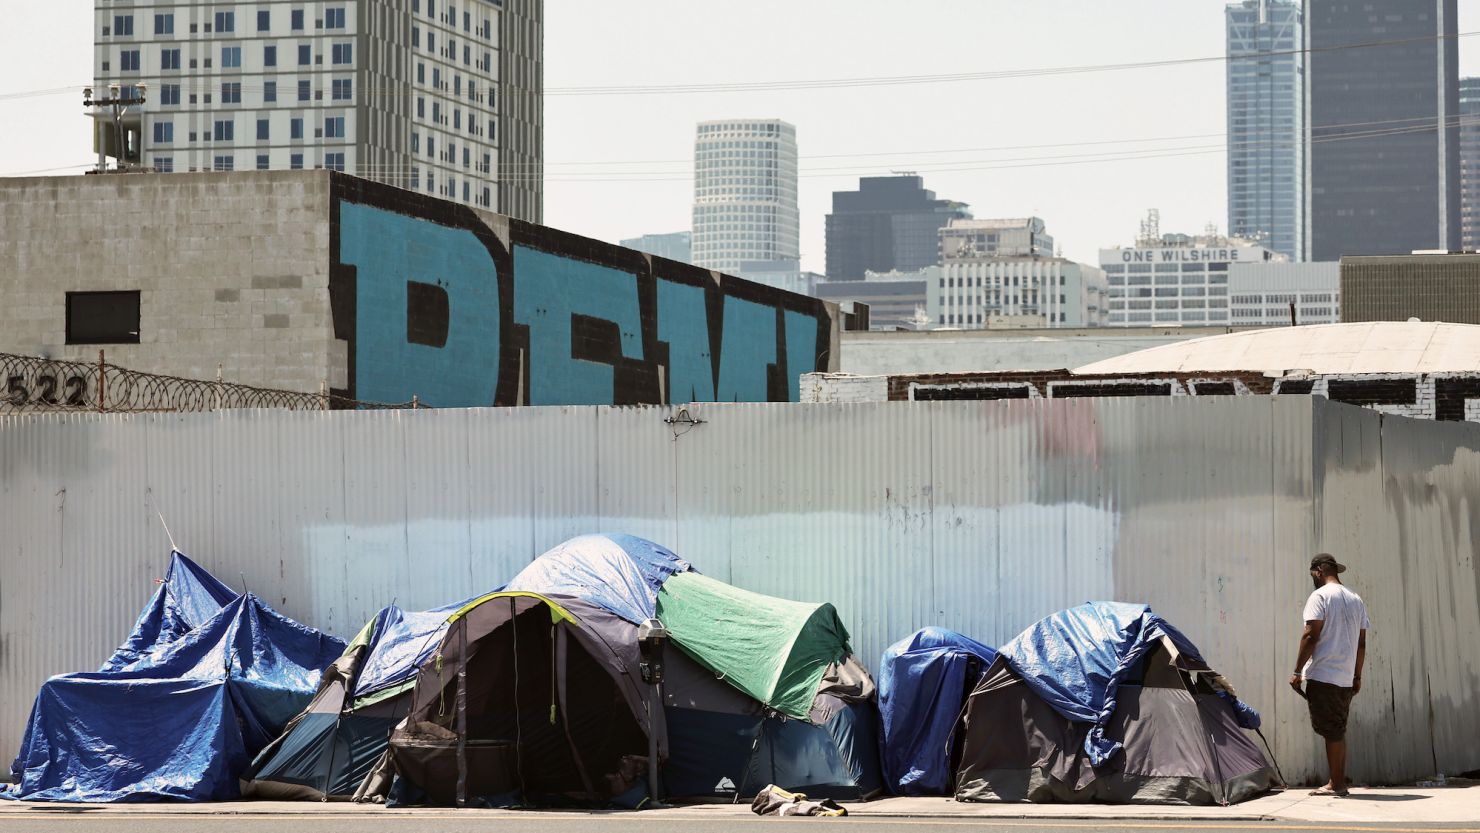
325 152 345 171
411 167 421 189
324 116 345 138
481 186 490 207
214 11 234 33
256 119 269 140
264 45 277 66
325 7 345 28
160 84 180 105
290 118 303 139
213 120 234 141
66 291 140 345
298 44 312 65
412 27 420 48
332 78 352 100
113 15 134 36
257 10 271 31
332 43 352 64
161 48 181 70
154 13 173 34
213 155 234 172
298 80 311 101
120 50 141 72
416 97 425 118
291 9 305 30
411 132 420 153
221 46 241 68
152 122 173 143
257 154 269 170
154 157 173 173
416 62 424 83
290 153 303 169
263 81 277 102
221 82 241 104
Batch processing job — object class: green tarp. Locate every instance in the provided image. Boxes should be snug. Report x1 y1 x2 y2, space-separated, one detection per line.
656 572 852 721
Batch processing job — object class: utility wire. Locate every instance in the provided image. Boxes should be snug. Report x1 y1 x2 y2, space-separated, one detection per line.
4 28 1477 103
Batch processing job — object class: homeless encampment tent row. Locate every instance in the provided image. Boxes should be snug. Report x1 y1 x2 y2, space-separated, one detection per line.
3 552 345 802
248 534 882 805
953 602 1281 805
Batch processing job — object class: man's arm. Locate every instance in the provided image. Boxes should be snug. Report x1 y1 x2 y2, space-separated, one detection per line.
1353 629 1366 694
1290 619 1324 693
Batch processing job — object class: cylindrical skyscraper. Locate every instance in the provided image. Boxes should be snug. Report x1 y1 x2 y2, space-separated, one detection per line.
691 119 799 274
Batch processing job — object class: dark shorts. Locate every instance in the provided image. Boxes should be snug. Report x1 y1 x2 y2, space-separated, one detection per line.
1307 680 1355 740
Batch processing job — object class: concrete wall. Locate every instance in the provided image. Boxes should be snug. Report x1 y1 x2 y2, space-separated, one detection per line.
0 172 335 392
0 171 838 407
2 399 1477 785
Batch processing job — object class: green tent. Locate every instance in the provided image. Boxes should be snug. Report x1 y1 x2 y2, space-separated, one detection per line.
656 572 854 721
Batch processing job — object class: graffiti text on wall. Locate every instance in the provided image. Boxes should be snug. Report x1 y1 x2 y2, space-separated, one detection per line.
328 178 833 407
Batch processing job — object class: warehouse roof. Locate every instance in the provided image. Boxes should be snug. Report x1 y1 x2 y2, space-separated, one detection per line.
1072 321 1480 376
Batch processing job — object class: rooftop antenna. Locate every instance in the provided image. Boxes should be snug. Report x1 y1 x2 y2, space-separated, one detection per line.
1138 209 1161 246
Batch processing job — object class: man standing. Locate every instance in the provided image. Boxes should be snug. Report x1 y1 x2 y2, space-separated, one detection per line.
1290 553 1370 797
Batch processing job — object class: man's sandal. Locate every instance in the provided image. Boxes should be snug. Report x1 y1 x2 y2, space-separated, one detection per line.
1309 786 1349 797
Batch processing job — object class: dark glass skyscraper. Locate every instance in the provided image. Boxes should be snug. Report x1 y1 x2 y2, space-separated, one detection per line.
1305 0 1460 260
824 176 970 281
1460 78 1480 251
1226 0 1304 261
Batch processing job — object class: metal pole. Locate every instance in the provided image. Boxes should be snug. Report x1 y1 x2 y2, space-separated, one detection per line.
646 686 661 805
97 350 106 412
455 619 468 808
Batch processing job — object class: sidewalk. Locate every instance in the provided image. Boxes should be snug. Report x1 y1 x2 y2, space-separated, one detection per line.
0 784 1474 824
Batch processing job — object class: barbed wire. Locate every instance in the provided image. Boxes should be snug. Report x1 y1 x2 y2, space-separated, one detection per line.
0 351 416 414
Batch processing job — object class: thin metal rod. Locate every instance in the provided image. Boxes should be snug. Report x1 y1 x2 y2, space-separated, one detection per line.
455 619 468 808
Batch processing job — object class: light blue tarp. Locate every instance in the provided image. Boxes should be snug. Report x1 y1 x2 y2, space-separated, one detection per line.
878 627 996 795
996 601 1258 767
504 533 691 624
4 551 344 802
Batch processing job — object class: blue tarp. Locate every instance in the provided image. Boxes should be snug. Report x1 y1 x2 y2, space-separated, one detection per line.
878 627 996 795
350 597 477 699
4 551 344 802
996 601 1257 767
503 533 691 624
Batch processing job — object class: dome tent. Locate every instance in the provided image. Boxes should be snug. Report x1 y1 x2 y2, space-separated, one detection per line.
954 602 1280 805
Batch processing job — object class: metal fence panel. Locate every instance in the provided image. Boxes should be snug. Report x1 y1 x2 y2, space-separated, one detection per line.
2 397 1477 785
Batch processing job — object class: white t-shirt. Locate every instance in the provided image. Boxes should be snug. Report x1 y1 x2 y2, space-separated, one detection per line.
1301 582 1370 687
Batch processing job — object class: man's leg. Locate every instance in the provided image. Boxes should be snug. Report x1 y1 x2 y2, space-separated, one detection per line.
1326 738 1347 791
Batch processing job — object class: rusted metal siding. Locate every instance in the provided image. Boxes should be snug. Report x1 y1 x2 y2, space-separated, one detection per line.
1 398 1476 785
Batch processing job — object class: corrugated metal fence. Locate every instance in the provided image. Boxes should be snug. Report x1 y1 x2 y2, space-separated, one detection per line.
1 397 1476 785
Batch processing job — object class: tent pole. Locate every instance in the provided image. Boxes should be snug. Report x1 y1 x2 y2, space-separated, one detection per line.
732 715 766 804
455 618 468 809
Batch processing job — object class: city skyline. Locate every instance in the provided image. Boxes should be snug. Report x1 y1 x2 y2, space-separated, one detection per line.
6 2 1480 273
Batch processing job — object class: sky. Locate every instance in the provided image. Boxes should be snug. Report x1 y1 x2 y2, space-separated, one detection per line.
4 1 1479 273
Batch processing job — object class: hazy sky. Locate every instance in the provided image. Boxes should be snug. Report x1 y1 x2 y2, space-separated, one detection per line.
4 1 1478 272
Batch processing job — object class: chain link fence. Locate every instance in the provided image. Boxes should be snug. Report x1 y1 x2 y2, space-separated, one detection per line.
0 351 413 414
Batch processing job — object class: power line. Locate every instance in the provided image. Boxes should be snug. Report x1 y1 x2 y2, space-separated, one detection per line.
4 28 1477 105
544 30 1480 96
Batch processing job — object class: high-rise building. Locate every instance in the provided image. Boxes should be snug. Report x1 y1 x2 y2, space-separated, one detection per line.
935 218 1104 329
620 231 692 264
1227 261 1340 325
1305 0 1459 260
824 175 970 281
91 0 543 220
1226 0 1304 261
1101 221 1284 327
1460 78 1480 251
691 119 799 274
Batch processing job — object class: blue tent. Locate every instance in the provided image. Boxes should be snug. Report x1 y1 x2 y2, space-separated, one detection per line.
242 596 482 800
996 601 1258 766
503 533 691 624
877 627 996 795
4 551 344 802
